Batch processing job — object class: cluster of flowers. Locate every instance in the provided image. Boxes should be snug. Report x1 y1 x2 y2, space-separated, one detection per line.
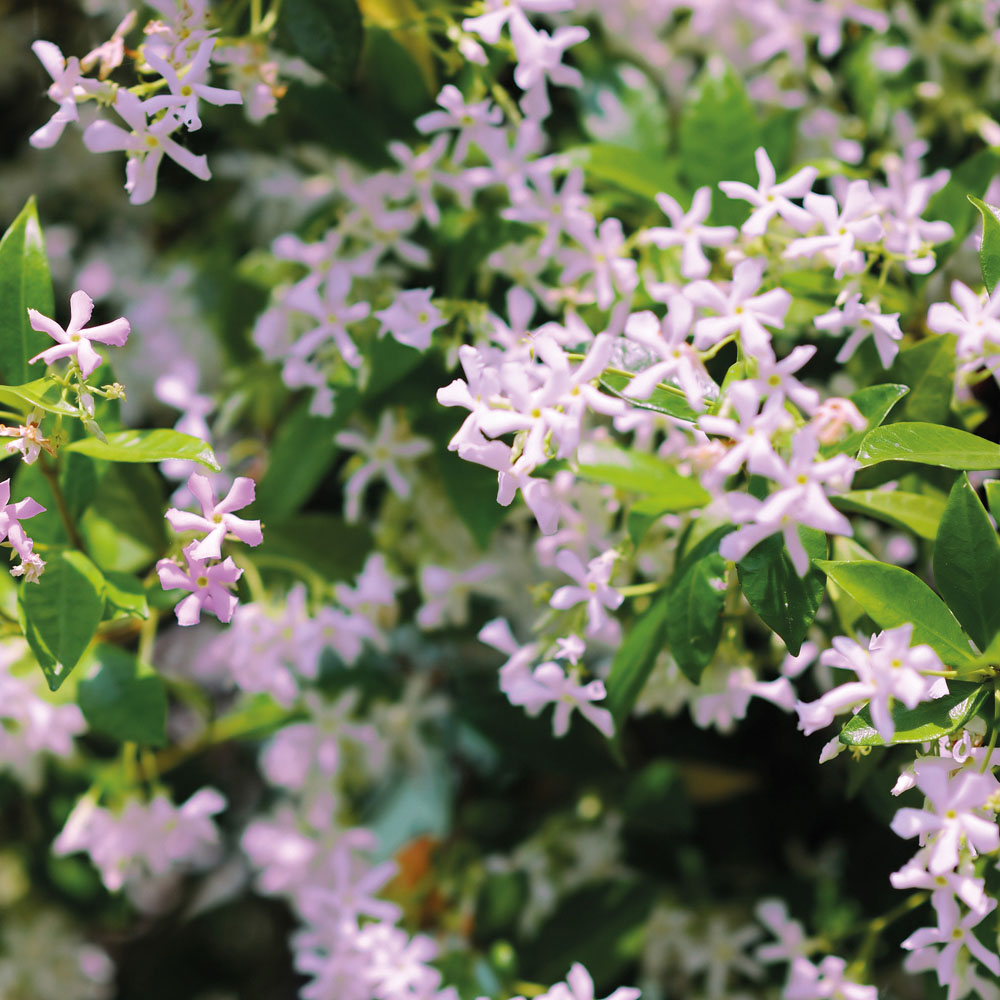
29 0 292 204
52 787 226 903
888 736 1000 998
156 472 263 625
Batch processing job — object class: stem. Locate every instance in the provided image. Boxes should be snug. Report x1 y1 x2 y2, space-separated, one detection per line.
980 687 1000 773
37 454 87 553
151 699 293 776
618 581 662 597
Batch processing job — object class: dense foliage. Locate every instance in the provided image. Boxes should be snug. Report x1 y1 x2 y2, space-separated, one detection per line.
4 1 1000 999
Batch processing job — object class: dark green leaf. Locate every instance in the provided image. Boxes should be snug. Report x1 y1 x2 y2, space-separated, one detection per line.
77 645 167 747
858 422 1000 470
575 443 709 504
737 526 826 655
605 588 671 732
263 513 371 583
678 63 761 227
0 198 54 387
18 551 105 690
254 392 358 522
667 543 726 683
933 474 1000 651
816 560 976 666
968 194 1000 294
81 463 167 572
839 681 990 747
65 429 220 470
282 0 363 87
832 489 945 539
884 337 955 425
435 446 508 550
926 150 1000 268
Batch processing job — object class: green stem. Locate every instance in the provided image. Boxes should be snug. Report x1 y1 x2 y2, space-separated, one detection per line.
37 454 87 553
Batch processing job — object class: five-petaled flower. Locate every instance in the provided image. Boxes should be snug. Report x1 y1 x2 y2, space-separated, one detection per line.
28 290 130 379
165 474 263 560
156 542 244 626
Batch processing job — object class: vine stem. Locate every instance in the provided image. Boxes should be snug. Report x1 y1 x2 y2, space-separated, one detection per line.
37 454 88 553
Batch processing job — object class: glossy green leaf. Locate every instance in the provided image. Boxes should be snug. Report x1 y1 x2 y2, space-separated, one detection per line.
77 645 167 747
0 377 76 416
737 526 826 655
968 194 1000 294
18 551 105 690
0 197 54 387
839 681 990 747
832 489 945 539
933 474 1000 651
282 0 363 87
816 560 976 666
858 422 1000 470
65 429 220 471
599 370 699 422
823 383 908 458
571 143 680 202
985 479 1000 518
605 588 671 732
678 62 761 227
667 536 727 682
884 336 955 425
575 443 709 505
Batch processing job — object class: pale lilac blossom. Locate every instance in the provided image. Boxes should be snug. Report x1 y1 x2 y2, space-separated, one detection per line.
28 290 130 379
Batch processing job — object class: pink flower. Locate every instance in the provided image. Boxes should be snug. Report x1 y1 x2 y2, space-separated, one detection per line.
156 542 244 626
165 474 262 560
28 290 130 379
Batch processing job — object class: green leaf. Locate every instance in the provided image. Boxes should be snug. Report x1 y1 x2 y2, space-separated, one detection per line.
435 446 508 550
839 681 990 747
65 429 220 470
282 0 363 87
0 377 77 416
18 551 105 690
926 150 1000 268
263 513 371 583
571 142 681 202
605 588 671 733
77 645 167 747
678 62 761 226
933 474 1000 651
575 443 709 505
985 479 1000 518
884 336 955 425
626 496 675 545
81 463 167 572
832 489 945 539
667 537 726 682
598 370 699 422
823 383 908 458
968 194 1000 294
816 560 976 666
0 197 54 387
101 571 149 619
254 393 357 522
858 422 1000 471
736 526 827 655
